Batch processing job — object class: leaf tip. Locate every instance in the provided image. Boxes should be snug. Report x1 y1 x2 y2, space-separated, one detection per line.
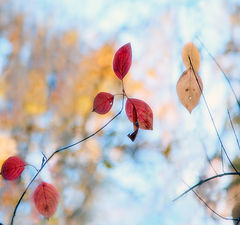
113 42 132 80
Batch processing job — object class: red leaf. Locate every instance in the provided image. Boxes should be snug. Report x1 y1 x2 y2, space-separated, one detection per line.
1 156 26 180
93 92 114 114
33 182 59 218
125 98 153 130
113 43 132 80
128 104 139 142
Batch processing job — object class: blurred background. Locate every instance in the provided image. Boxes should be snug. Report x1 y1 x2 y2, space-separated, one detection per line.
0 0 240 224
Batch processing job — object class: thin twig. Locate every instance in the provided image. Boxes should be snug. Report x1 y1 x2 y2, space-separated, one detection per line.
188 56 239 175
173 172 239 202
10 83 126 225
200 140 218 175
182 179 234 221
26 164 39 172
227 109 240 151
196 36 240 108
221 146 225 173
236 217 240 225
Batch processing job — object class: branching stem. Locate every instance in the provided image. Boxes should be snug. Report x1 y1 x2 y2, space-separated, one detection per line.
10 82 126 225
188 56 239 175
196 36 240 108
173 172 239 202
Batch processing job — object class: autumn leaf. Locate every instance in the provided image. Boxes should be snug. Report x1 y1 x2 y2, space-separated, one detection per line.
125 98 153 130
113 43 132 80
1 156 26 180
128 104 139 142
176 68 203 113
93 92 114 114
182 42 201 72
33 182 59 218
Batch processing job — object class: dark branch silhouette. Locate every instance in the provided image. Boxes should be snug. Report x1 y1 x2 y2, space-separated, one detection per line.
10 84 126 225
188 56 239 175
173 172 239 202
196 36 240 108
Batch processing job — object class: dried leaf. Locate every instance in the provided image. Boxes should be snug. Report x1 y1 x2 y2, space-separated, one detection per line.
93 92 114 114
128 129 139 142
1 156 26 180
176 69 203 113
33 182 59 218
128 104 139 142
125 98 153 130
113 43 132 80
182 42 201 72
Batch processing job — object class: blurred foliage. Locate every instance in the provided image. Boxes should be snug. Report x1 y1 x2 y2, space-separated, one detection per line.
0 0 239 225
0 2 123 224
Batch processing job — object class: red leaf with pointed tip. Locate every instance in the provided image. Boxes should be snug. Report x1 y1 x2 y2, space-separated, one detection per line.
113 43 132 80
93 92 114 114
33 182 59 218
128 129 139 142
125 98 153 130
1 156 26 180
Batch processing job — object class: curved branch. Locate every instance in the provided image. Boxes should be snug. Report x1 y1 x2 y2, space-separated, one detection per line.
173 172 239 202
227 109 240 151
182 179 235 221
188 56 240 175
196 36 240 108
10 85 126 225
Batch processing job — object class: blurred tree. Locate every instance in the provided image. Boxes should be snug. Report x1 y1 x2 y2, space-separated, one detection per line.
0 0 239 225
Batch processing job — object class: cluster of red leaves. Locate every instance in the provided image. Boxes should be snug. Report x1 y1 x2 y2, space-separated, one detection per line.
93 43 153 141
1 42 154 223
1 156 59 218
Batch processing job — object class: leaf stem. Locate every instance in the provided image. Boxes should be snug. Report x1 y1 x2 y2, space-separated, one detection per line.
26 164 39 172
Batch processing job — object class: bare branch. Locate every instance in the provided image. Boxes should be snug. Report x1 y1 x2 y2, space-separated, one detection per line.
10 83 126 225
173 172 239 202
188 56 240 175
196 36 240 108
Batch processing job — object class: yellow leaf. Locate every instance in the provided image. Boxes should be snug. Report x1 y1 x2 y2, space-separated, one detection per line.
182 42 201 72
176 69 203 113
